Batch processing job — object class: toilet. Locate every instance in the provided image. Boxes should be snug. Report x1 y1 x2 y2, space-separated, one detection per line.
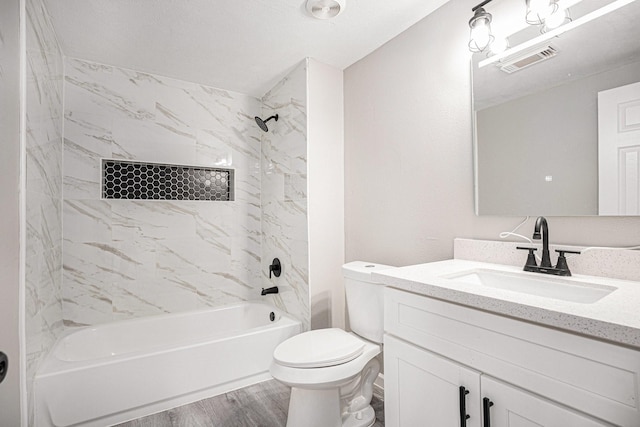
269 261 394 427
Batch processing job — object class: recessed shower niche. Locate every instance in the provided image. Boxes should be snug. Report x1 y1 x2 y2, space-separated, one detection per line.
102 159 234 201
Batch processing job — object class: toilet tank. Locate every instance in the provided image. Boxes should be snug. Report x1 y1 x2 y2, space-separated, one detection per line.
343 261 395 344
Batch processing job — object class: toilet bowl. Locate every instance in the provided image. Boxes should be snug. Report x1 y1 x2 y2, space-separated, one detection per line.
270 262 394 427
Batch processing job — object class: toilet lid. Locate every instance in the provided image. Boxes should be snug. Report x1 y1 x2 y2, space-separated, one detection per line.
273 328 365 368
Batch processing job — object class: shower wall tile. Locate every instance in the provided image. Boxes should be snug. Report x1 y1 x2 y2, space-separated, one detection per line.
111 277 204 321
261 61 310 330
63 57 264 326
284 173 307 201
63 200 112 242
25 0 64 423
110 201 198 241
111 119 198 164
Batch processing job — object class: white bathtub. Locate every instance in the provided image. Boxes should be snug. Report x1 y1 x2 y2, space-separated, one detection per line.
34 302 301 427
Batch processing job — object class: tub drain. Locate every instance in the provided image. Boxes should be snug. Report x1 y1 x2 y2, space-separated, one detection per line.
269 312 275 321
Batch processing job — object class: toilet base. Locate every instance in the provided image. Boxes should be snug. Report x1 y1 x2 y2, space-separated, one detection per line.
286 387 342 427
343 405 375 427
285 387 377 427
283 358 380 427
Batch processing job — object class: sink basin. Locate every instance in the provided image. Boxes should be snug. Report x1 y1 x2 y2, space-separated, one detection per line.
446 269 616 303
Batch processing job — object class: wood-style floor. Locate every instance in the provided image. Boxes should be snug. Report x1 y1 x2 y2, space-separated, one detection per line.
115 379 385 427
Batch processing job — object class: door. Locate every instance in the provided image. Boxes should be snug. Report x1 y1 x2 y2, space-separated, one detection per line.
384 334 481 427
481 376 610 427
598 81 640 215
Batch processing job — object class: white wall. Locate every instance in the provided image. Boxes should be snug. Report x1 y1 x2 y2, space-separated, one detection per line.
345 0 640 268
307 58 345 330
0 0 24 424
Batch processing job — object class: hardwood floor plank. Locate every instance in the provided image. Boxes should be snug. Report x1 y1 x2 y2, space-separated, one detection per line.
115 379 384 427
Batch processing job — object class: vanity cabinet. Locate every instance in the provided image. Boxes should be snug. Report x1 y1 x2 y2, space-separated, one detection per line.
384 287 640 427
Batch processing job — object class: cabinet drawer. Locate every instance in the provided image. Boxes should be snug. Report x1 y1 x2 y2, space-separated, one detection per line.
384 287 640 426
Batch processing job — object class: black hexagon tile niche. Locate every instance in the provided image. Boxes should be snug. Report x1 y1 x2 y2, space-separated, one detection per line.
102 160 234 201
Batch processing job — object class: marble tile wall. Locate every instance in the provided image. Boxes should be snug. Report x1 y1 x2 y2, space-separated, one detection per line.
63 58 263 326
25 0 64 423
260 61 310 330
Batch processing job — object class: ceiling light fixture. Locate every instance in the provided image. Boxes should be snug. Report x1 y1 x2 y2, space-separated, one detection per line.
306 0 345 20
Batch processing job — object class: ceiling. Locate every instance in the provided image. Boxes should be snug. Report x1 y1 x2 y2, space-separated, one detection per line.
44 0 450 98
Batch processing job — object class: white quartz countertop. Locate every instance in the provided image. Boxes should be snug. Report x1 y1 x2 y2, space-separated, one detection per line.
373 259 640 349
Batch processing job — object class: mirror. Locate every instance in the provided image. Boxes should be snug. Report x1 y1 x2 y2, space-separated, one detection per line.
472 0 640 216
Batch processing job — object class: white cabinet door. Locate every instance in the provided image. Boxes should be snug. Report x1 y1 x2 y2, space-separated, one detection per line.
385 334 482 427
481 376 611 427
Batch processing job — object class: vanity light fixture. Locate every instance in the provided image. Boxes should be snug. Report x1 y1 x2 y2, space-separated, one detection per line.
468 5 495 52
525 0 558 25
468 0 572 53
489 36 509 55
478 0 635 67
541 3 572 32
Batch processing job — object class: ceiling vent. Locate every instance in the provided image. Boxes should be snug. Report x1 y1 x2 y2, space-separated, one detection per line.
306 0 345 19
498 46 558 73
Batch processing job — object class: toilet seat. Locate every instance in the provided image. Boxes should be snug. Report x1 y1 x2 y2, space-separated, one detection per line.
270 332 381 389
273 328 365 368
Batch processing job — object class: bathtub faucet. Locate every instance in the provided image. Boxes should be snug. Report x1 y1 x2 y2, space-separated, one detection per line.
261 286 279 296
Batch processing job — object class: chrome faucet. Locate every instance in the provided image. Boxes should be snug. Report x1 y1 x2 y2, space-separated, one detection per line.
532 216 552 268
516 216 581 276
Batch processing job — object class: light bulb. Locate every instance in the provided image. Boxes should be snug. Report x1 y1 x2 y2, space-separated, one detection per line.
544 6 568 29
468 8 494 52
471 22 491 49
526 0 556 25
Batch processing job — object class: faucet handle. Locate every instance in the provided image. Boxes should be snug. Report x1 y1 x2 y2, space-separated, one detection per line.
516 246 538 269
555 249 581 256
269 258 282 279
554 249 581 276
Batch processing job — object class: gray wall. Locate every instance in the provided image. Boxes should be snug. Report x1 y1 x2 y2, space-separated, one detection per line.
0 0 24 424
477 60 640 216
344 0 640 268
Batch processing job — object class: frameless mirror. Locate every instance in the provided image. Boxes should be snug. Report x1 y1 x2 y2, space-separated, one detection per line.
472 0 640 216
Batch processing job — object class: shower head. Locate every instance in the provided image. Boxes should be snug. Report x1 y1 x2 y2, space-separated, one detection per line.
255 114 279 132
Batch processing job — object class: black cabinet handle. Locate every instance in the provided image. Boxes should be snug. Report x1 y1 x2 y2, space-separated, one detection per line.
483 397 494 427
459 386 470 426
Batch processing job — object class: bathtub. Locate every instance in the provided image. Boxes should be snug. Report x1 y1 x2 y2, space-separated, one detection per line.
34 302 301 427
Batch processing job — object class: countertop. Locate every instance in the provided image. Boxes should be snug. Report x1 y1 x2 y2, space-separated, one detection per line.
373 259 640 349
